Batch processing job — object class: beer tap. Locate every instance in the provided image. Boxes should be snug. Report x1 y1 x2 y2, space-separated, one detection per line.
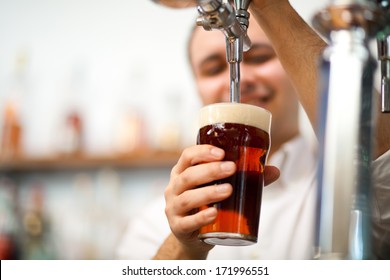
376 0 390 112
152 0 252 103
313 0 388 259
378 33 390 112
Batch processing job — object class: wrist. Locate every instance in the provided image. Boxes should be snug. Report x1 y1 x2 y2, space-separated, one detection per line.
153 233 213 260
181 241 214 260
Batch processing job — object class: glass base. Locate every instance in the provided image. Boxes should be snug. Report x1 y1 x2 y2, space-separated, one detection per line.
199 232 257 246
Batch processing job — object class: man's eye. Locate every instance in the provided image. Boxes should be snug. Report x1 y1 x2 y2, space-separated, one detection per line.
243 45 277 65
200 62 227 76
245 53 275 65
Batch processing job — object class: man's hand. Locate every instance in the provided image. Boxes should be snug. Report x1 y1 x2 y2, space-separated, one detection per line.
155 144 279 259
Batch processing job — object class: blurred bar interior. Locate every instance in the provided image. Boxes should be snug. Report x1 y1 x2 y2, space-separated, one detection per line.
0 0 351 259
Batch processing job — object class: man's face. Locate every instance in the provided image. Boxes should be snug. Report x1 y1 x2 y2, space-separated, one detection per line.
189 20 299 137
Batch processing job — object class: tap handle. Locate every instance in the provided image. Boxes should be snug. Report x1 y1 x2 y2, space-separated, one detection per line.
378 34 390 112
381 60 390 113
375 0 390 112
196 0 251 51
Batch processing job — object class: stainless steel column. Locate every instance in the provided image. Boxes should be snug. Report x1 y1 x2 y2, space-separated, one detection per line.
313 0 384 259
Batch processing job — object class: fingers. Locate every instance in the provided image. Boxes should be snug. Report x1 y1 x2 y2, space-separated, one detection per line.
167 184 232 235
264 165 280 186
170 183 232 220
172 145 225 175
168 165 280 234
173 206 218 235
164 144 280 250
164 145 235 245
169 145 236 196
172 161 236 196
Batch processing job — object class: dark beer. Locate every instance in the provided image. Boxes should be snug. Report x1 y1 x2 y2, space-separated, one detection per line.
197 103 271 246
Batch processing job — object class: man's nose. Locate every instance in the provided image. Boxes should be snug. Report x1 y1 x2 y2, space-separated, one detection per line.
239 65 256 96
223 81 254 102
221 64 255 102
241 80 256 95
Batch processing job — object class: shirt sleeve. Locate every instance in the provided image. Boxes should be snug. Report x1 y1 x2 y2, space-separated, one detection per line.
115 196 171 259
372 149 390 259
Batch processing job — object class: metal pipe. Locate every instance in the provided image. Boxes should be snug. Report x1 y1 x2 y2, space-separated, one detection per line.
196 0 249 102
228 38 241 102
313 0 381 259
377 32 390 112
317 29 370 259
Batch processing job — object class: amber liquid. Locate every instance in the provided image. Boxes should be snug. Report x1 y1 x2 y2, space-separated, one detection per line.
197 123 269 246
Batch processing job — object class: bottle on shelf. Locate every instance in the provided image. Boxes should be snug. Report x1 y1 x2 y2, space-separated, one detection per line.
0 51 31 160
58 110 84 156
114 109 147 155
0 100 22 160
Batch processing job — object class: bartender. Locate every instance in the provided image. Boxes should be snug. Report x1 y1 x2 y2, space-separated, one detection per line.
116 0 390 259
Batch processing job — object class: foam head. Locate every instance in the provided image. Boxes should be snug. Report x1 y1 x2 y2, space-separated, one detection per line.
199 103 271 134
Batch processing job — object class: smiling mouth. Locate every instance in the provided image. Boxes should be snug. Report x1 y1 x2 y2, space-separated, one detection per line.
239 83 275 106
241 90 275 107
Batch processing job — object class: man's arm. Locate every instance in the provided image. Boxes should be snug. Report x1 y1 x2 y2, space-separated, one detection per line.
250 0 390 158
250 0 326 128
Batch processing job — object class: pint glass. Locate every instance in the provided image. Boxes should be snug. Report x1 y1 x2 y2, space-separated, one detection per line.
197 103 271 246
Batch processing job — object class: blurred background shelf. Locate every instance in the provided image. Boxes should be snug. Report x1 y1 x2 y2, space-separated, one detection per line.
0 149 181 172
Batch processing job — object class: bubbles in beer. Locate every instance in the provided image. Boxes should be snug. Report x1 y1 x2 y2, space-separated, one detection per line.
197 122 270 246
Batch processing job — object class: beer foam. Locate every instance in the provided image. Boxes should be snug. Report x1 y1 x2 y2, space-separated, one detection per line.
199 103 271 133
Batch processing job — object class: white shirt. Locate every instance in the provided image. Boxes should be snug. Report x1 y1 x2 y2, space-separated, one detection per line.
116 135 390 259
